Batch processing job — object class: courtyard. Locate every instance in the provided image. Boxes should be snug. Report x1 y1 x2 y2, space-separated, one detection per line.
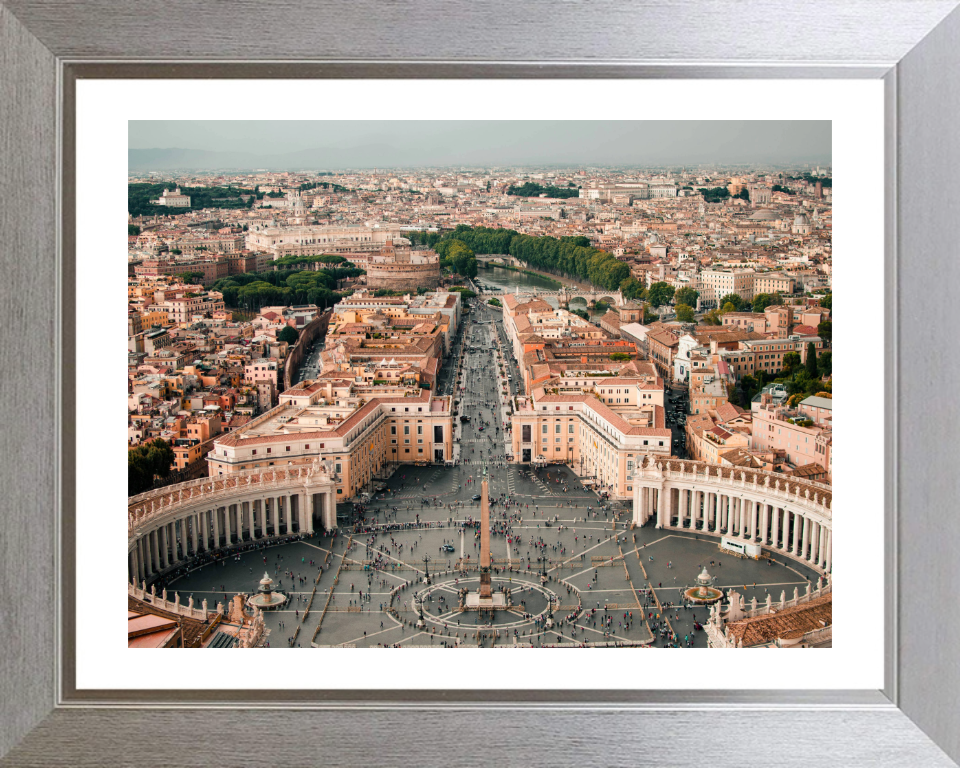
166 462 820 649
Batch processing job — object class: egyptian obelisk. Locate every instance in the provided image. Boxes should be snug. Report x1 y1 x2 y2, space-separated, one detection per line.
479 467 492 599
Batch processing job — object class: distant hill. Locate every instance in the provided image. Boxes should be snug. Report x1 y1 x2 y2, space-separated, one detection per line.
129 143 411 172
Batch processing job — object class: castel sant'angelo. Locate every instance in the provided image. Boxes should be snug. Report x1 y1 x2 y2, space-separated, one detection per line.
364 243 441 292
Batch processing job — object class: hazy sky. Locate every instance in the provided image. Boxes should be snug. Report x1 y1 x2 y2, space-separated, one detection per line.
129 121 830 167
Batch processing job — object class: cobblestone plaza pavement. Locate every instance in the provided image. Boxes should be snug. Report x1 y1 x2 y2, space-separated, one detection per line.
168 462 821 648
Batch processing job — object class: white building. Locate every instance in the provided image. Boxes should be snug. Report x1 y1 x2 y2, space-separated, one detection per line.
152 187 191 207
699 269 756 308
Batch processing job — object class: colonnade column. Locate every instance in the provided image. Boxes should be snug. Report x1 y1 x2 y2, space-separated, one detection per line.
749 500 758 541
801 515 811 560
791 511 800 554
148 530 158 575
691 491 700 530
713 493 721 534
772 507 781 549
824 529 832 572
137 539 146 581
306 492 315 535
159 525 169 570
760 504 769 545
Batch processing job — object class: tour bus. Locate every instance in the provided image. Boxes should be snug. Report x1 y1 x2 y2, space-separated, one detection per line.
720 536 762 558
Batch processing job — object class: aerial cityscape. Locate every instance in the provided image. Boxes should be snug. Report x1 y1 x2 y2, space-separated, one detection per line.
127 121 833 650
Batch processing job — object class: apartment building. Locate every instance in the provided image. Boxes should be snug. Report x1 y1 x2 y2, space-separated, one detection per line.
511 389 671 500
208 386 454 499
750 394 831 474
699 269 756 308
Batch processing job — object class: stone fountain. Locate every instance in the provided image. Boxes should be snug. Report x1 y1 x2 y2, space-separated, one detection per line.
246 572 288 610
682 567 724 604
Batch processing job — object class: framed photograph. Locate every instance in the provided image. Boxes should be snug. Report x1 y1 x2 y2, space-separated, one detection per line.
2 2 960 766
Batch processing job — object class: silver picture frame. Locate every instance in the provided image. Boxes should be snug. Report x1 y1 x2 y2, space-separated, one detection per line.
2 1 959 765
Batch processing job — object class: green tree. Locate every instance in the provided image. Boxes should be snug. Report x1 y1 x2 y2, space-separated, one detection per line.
620 276 645 300
702 308 723 325
781 352 801 375
128 438 174 495
804 342 819 378
440 240 479 279
788 370 816 398
145 438 174 479
720 301 738 315
647 282 675 308
277 325 300 345
177 271 204 285
718 293 744 312
487 298 502 307
817 320 832 345
817 350 832 378
675 303 695 322
609 352 631 362
751 293 778 313
674 286 699 308
128 450 152 495
698 186 731 203
819 293 832 310
128 224 141 236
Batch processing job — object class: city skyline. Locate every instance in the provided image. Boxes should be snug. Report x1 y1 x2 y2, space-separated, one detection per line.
129 120 832 171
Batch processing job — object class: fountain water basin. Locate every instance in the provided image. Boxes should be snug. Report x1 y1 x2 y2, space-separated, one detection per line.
682 567 723 604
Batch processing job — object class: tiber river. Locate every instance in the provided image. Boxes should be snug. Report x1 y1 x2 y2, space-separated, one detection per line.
475 265 607 319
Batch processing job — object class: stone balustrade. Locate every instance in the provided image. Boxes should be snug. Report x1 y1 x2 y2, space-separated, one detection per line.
129 581 220 622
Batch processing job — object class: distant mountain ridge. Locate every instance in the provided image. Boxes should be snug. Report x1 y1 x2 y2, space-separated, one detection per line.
129 143 411 172
130 145 832 172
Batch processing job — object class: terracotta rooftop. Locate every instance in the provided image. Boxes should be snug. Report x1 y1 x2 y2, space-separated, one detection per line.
725 592 832 646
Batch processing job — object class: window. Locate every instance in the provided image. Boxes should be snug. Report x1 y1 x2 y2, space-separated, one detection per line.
542 424 548 434
404 425 410 435
286 446 291 452
391 426 396 435
252 449 257 455
266 448 271 454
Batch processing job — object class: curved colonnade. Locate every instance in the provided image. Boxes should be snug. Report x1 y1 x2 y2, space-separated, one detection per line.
127 464 338 586
633 458 832 573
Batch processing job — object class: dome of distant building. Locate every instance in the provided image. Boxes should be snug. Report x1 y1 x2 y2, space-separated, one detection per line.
748 209 780 221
